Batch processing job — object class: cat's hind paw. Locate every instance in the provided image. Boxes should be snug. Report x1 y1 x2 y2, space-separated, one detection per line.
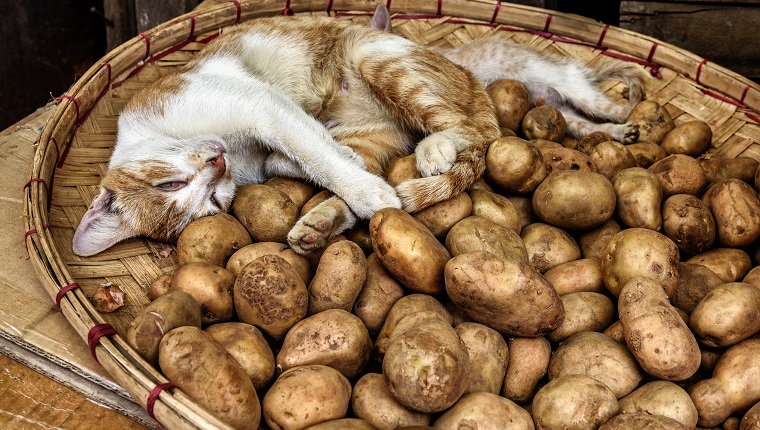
618 122 640 144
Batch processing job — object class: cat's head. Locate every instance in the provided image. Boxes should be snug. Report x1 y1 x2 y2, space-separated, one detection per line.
72 138 235 256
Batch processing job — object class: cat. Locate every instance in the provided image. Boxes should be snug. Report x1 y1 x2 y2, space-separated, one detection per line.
72 6 644 257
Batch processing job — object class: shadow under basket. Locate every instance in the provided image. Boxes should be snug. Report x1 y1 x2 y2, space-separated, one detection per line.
22 0 760 429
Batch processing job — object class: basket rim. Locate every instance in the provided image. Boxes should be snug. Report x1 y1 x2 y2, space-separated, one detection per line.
22 0 760 428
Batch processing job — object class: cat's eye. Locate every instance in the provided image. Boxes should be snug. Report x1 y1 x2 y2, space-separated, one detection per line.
155 181 187 191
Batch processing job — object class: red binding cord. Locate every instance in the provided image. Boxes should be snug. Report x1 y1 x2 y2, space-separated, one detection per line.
283 0 294 16
56 283 80 310
596 24 609 47
490 0 501 24
740 85 751 104
436 0 442 16
147 383 177 420
696 59 708 85
647 42 659 63
88 324 117 364
326 0 334 15
543 14 553 32
23 178 47 190
139 33 151 59
23 224 49 256
229 0 242 24
54 95 80 120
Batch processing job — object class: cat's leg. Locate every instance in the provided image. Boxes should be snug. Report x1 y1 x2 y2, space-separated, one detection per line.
541 79 633 124
264 148 366 179
558 106 640 144
287 195 356 254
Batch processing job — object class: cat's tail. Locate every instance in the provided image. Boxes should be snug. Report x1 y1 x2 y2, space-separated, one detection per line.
394 141 490 213
588 61 646 105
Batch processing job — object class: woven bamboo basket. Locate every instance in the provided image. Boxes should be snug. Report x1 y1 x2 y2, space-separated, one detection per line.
22 0 760 428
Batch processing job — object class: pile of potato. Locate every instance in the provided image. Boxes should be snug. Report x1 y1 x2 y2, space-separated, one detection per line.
121 79 760 430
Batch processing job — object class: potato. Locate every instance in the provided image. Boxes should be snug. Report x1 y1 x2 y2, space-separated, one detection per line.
304 419 378 430
532 138 563 151
689 282 760 348
383 318 470 413
598 413 688 430
579 220 621 260
455 322 508 395
660 120 712 156
446 216 528 263
159 326 260 429
707 178 760 247
147 273 173 300
506 195 537 231
531 375 619 430
670 262 724 314
700 155 760 184
469 189 522 233
627 142 667 168
308 240 367 314
126 291 201 366
205 322 275 390
649 154 707 196
177 213 252 267
601 228 680 297
576 131 614 155
353 253 405 334
445 252 565 337
300 190 334 217
521 222 581 273
522 105 567 142
484 137 546 193
744 266 760 288
502 336 551 403
351 373 431 429
548 331 644 398
543 258 605 295
626 100 674 144
386 154 421 187
547 292 615 342
603 320 625 342
486 79 531 131
370 208 450 295
265 177 316 210
233 254 308 340
226 242 312 284
661 194 716 254
170 262 235 325
612 167 663 230
263 365 351 430
618 277 701 381
742 401 760 430
532 170 616 230
589 140 636 179
618 380 698 429
277 309 372 379
689 338 760 427
540 146 597 174
232 184 299 242
413 192 472 240
686 247 752 283
433 392 534 430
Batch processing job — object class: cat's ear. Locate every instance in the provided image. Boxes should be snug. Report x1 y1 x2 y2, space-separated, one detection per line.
370 4 392 32
72 187 137 256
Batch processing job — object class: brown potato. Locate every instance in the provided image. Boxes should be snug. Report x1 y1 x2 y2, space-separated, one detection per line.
626 100 675 144
233 254 308 340
522 105 567 142
579 220 621 260
232 184 298 243
264 177 316 210
689 338 760 427
700 155 760 184
670 262 724 314
353 253 405 334
502 337 551 403
547 292 615 342
627 141 668 168
661 194 716 254
540 146 597 174
205 322 275 391
589 140 636 179
469 189 522 234
744 266 760 288
383 318 470 413
576 131 614 155
708 178 760 247
455 322 509 395
484 137 546 193
170 262 235 325
660 120 712 156
686 247 752 283
742 401 760 430
159 326 260 429
433 392 534 430
308 240 367 314
521 222 581 273
226 242 312 284
300 190 334 217
532 375 619 430
618 277 701 381
601 228 680 297
599 413 688 430
351 373 431 429
127 291 201 367
385 154 421 187
177 213 252 267
531 138 563 151
147 273 173 301
370 208 451 295
413 192 472 240
543 258 605 295
649 154 707 196
445 252 564 337
690 282 760 347
532 170 616 230
505 195 537 231
445 216 528 263
304 418 378 430
618 380 698 429
603 320 625 343
548 331 644 398
612 167 663 230
347 221 373 255
262 365 351 430
486 79 531 131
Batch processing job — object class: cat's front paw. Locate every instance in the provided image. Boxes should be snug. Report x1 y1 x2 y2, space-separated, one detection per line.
287 214 334 255
341 174 401 219
415 136 458 177
616 122 640 144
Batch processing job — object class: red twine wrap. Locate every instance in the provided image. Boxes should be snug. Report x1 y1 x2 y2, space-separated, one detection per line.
696 59 708 85
23 224 49 257
146 383 177 420
54 95 80 120
139 33 151 59
23 177 47 191
543 14 553 33
596 24 609 47
56 283 80 310
88 324 117 364
490 0 501 24
436 0 442 16
283 0 294 16
230 0 242 24
740 85 751 104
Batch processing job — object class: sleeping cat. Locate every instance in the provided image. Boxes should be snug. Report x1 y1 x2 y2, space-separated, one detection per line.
72 6 644 257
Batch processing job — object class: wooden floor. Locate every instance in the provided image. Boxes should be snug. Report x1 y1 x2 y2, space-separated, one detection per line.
0 354 147 430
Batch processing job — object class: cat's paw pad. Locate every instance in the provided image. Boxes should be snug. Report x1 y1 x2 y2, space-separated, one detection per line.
620 122 639 144
415 138 458 177
287 215 334 255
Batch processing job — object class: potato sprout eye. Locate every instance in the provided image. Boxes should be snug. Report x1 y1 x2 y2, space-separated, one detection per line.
155 181 187 191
